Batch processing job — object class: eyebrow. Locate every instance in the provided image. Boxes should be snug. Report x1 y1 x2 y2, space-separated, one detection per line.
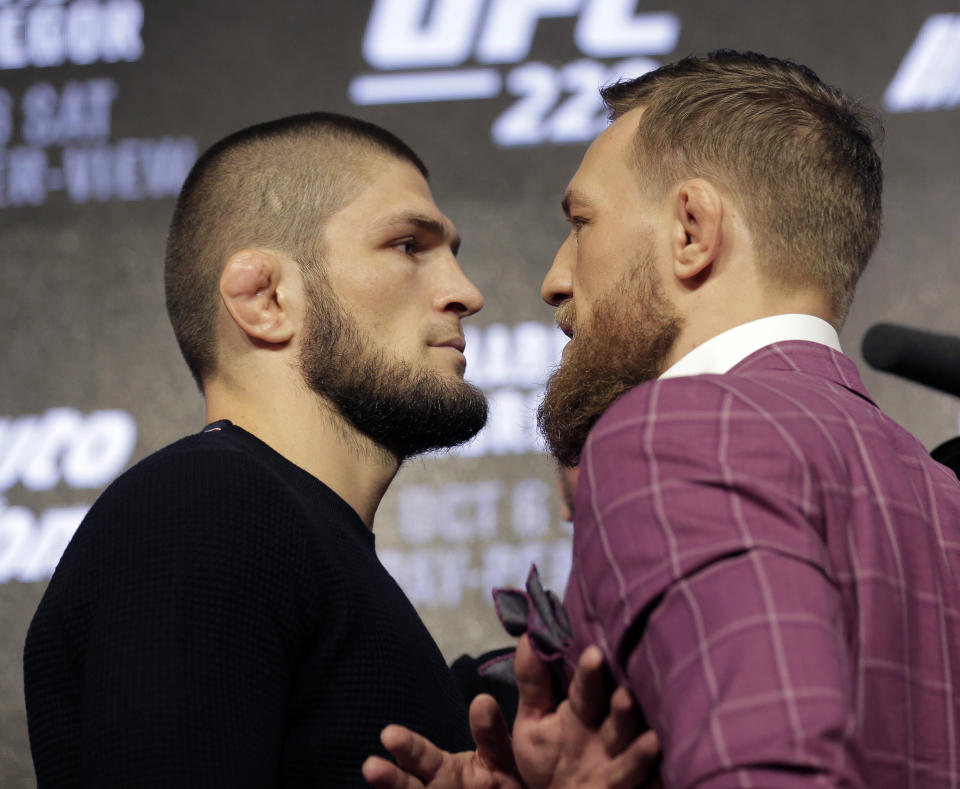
561 189 593 219
376 213 461 255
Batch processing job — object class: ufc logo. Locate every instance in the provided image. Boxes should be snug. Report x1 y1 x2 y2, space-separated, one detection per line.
363 0 679 69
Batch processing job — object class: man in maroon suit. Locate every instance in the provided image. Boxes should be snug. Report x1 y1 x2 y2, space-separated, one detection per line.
537 50 960 788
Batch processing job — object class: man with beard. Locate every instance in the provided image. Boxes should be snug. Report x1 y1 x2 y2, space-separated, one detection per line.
536 51 960 788
23 113 651 788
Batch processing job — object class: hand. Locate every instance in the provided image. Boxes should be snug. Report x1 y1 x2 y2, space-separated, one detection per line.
361 696 523 788
362 635 660 788
512 635 661 789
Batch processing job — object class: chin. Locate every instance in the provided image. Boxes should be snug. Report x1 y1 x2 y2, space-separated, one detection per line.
426 355 467 378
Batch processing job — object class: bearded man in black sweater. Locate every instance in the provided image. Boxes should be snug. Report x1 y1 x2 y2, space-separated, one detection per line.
24 114 655 788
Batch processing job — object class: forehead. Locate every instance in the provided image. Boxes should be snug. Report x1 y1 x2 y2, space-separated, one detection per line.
565 107 644 206
326 155 457 239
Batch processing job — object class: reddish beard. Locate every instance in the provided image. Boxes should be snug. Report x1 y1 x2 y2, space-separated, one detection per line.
538 257 682 467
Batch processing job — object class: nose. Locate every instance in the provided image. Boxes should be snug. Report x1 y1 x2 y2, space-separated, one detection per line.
541 234 574 307
437 257 484 318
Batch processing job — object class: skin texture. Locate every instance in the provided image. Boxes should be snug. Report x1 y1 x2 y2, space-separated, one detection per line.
203 155 483 528
297 247 488 461
541 106 721 369
362 635 662 789
318 157 482 384
542 106 833 367
539 107 833 466
537 249 681 467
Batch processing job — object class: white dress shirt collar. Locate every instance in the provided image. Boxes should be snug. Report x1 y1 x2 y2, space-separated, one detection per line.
659 314 842 380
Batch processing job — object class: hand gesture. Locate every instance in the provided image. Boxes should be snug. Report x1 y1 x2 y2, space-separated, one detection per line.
362 693 523 789
362 635 660 788
511 635 660 788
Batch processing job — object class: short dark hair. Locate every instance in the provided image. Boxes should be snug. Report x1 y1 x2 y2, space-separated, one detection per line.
164 112 428 390
601 50 883 323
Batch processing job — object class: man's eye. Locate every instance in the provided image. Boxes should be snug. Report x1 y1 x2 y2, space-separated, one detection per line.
569 217 587 234
392 238 418 255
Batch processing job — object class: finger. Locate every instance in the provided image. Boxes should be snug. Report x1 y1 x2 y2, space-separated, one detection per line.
606 729 661 789
567 645 607 728
380 724 446 781
514 633 556 721
469 694 516 774
361 755 425 789
599 686 639 754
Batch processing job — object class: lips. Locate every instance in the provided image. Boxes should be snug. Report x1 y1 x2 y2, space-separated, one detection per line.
430 336 466 353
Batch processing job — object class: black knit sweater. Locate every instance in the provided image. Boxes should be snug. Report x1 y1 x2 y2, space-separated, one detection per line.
24 421 473 787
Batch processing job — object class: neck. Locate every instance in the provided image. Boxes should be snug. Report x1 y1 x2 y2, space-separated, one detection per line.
666 282 834 370
203 374 399 530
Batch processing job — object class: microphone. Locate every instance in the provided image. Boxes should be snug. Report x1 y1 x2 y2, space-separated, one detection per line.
861 323 960 399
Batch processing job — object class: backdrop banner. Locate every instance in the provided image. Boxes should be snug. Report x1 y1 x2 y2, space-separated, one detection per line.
2 2 958 783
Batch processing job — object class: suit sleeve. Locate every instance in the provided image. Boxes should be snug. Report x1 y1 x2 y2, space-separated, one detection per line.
53 449 320 787
573 378 866 789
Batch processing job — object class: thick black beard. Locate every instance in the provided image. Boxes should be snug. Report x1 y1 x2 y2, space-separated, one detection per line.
298 280 488 460
538 262 682 468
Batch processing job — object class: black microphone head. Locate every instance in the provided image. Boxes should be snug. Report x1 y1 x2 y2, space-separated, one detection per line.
861 323 960 399
931 437 960 481
862 323 906 372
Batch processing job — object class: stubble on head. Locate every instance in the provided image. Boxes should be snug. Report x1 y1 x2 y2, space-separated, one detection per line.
538 252 682 467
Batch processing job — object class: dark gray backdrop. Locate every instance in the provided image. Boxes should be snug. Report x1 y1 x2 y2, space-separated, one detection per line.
2 1 958 784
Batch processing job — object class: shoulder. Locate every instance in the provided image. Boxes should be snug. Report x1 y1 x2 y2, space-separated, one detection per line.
95 429 299 518
587 367 836 459
113 428 265 482
585 374 786 462
580 372 835 524
57 431 323 589
36 430 337 654
592 368 821 434
573 374 836 622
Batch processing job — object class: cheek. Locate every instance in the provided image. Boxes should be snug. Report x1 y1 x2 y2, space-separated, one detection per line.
336 272 414 321
574 238 614 298
329 264 436 346
372 301 429 346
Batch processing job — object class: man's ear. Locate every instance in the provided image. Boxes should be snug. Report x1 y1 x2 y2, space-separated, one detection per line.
219 249 295 344
672 179 723 282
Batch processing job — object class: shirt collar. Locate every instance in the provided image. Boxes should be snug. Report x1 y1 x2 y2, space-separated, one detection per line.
659 314 842 380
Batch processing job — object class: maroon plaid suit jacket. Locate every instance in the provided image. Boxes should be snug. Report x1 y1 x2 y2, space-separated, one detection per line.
565 340 960 788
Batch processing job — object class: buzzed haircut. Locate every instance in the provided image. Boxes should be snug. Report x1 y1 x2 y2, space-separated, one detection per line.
602 50 883 324
165 112 428 391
